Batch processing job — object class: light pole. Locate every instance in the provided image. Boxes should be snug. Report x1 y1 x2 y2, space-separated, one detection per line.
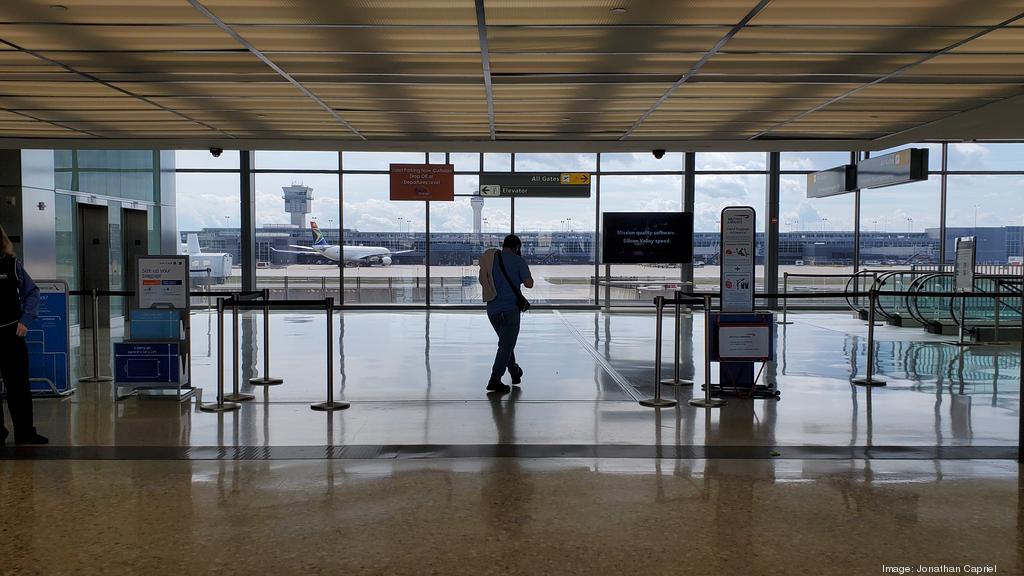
905 216 914 233
973 204 979 234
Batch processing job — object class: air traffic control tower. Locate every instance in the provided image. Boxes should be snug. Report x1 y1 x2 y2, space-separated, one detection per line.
282 183 313 227
471 195 484 236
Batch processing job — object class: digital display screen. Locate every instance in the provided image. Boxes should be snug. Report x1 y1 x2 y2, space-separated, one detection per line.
602 212 693 264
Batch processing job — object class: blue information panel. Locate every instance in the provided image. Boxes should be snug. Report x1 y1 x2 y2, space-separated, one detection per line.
114 342 180 385
26 280 71 395
129 308 181 340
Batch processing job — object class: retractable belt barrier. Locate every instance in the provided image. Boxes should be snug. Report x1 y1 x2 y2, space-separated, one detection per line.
198 297 349 413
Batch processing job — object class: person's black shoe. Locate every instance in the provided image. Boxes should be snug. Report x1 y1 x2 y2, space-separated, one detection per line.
486 379 511 394
14 431 48 445
510 366 524 386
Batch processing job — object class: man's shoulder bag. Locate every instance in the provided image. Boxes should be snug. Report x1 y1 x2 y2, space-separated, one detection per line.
496 252 531 313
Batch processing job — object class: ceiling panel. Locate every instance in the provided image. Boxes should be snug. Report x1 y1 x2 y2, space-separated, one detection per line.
38 51 268 75
0 1 207 24
904 53 1024 75
0 95 163 111
0 24 239 51
240 26 481 53
486 26 727 53
0 80 131 97
676 81 862 98
749 0 1024 26
701 53 920 75
202 0 477 25
853 82 1024 99
486 1 761 25
950 26 1024 52
726 26 982 53
491 53 700 74
493 83 673 99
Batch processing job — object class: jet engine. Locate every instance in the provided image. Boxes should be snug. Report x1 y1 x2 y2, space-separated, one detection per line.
381 255 393 266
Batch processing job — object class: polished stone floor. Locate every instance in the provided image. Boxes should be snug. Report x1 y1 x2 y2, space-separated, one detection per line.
2 310 1021 574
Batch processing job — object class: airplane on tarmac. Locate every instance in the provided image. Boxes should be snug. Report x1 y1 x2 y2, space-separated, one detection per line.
272 221 411 267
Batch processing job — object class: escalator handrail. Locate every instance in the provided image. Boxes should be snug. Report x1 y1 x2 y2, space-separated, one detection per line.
872 269 939 321
907 273 953 328
844 269 883 315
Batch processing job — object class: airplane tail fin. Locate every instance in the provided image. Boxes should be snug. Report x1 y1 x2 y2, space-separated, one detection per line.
187 233 201 255
310 221 328 247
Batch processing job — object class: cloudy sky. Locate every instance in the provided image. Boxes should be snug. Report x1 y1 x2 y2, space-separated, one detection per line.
174 144 1024 235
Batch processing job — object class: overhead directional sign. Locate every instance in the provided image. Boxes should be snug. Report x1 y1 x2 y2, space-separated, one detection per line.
807 164 856 198
856 148 929 189
480 173 592 198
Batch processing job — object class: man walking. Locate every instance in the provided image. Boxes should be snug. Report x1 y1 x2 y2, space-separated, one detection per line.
479 234 533 394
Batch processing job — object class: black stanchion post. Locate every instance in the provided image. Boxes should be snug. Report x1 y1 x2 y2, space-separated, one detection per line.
778 272 793 325
641 296 678 408
224 298 254 402
662 290 694 387
80 288 113 383
690 294 726 408
250 288 283 386
312 297 349 411
200 297 241 412
853 289 887 387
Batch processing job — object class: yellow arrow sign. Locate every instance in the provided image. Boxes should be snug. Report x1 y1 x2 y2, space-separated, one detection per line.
560 172 590 185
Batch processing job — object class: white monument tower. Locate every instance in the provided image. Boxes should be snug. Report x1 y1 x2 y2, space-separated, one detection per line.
471 195 484 236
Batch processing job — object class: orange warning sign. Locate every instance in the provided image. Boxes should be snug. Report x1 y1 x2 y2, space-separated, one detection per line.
389 164 454 201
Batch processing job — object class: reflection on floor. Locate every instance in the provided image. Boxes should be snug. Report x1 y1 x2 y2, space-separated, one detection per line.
3 311 1021 574
29 310 1020 449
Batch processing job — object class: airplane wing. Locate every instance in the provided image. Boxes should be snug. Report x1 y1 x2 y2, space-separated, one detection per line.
272 246 321 255
390 250 414 255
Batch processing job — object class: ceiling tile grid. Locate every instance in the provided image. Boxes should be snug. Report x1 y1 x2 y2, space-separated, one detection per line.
0 0 1020 145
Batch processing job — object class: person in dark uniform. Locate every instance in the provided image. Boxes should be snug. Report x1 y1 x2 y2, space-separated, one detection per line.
0 225 47 446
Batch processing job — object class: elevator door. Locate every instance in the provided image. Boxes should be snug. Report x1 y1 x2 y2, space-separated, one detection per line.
122 208 149 311
78 203 110 330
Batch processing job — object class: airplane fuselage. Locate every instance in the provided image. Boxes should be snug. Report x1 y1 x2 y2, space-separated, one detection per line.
311 244 395 265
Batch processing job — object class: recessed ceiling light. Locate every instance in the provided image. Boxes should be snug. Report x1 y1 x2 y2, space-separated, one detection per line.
561 116 571 121
49 4 68 12
609 7 627 14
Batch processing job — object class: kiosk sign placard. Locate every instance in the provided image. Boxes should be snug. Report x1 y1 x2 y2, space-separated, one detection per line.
25 280 71 395
138 256 189 310
955 236 976 292
720 206 756 313
601 212 693 264
479 173 591 198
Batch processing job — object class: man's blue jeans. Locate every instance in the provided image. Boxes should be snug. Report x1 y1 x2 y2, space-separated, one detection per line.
488 310 521 381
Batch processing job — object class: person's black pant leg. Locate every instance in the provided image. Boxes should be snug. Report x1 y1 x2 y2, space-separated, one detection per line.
0 327 34 435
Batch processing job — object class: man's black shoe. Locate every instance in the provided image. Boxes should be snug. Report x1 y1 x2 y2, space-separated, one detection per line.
486 380 511 394
14 432 48 445
510 366 524 385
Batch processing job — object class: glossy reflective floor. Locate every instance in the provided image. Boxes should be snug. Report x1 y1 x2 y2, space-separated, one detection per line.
18 310 1022 449
3 310 1022 574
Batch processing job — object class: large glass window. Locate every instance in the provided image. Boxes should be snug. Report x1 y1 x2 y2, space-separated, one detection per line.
695 171 767 288
174 170 241 293
600 174 683 303
255 172 340 300
859 179 941 267
946 174 1024 265
948 143 1024 172
342 166 426 304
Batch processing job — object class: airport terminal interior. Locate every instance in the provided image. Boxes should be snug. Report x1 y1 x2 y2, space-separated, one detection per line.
1 1 1023 574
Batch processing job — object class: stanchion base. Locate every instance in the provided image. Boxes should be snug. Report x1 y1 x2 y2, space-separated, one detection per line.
689 398 727 408
224 392 255 402
199 401 241 413
852 378 887 387
660 378 694 387
776 321 794 325
79 376 114 383
944 340 981 347
311 401 350 411
249 377 284 386
639 397 678 408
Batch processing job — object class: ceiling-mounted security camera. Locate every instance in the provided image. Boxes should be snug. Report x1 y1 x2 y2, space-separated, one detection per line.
209 147 223 158
652 149 666 159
